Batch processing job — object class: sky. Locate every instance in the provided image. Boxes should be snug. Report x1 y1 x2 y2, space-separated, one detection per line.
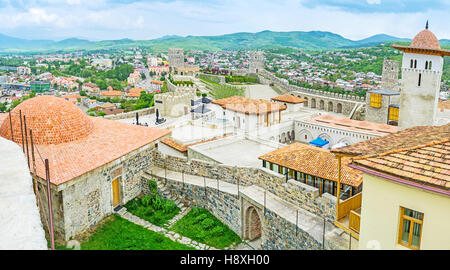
0 0 449 41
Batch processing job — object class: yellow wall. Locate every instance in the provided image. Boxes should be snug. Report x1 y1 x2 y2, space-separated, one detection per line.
359 173 450 250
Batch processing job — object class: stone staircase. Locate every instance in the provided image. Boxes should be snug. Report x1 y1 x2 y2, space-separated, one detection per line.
141 170 186 211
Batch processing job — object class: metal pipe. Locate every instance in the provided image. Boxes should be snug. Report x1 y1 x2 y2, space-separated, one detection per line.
45 159 55 250
23 116 30 170
8 111 14 141
19 110 24 152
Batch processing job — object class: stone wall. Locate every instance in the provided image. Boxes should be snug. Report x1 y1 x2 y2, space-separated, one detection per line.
262 208 322 250
147 175 242 236
197 73 226 84
153 151 336 222
103 107 155 120
55 143 157 240
258 69 365 117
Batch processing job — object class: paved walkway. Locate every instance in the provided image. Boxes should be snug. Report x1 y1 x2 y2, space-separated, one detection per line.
148 166 341 245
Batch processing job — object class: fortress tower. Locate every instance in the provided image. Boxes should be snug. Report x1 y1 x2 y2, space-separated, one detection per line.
381 59 399 92
168 48 185 73
248 51 265 73
392 22 450 130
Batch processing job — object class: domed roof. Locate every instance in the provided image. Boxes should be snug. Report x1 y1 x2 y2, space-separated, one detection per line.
410 29 441 50
0 96 94 145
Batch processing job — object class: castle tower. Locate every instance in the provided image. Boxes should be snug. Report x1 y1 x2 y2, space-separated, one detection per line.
392 22 450 130
168 48 185 74
248 51 265 73
381 59 399 92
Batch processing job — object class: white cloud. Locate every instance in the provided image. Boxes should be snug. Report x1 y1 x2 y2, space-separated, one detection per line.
367 0 381 5
0 0 448 41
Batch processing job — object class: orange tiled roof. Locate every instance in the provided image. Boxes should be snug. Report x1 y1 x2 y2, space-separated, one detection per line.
352 139 450 190
0 96 94 145
212 96 286 115
258 142 363 187
161 135 231 153
100 90 124 97
151 80 164 85
308 114 398 136
411 29 440 50
125 92 141 98
272 94 307 104
129 88 145 94
332 124 450 157
100 103 116 109
0 96 171 185
438 99 450 111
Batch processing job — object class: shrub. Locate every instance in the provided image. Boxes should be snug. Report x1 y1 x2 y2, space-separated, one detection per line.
195 214 208 223
211 226 224 236
200 218 215 230
141 195 151 207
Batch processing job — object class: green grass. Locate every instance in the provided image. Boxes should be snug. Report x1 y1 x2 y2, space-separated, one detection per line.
81 214 194 250
210 84 245 100
124 180 180 227
170 207 241 249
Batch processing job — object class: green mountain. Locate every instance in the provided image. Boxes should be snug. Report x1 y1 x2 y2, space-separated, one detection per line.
0 30 447 53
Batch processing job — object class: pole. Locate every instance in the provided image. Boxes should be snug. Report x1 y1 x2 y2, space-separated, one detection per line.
182 170 185 190
45 159 55 250
19 110 25 152
30 129 38 206
322 218 326 250
336 156 342 221
8 111 14 141
204 176 207 198
23 116 30 170
264 190 266 216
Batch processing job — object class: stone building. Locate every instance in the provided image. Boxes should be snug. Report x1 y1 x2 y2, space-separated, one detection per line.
381 59 399 92
0 96 170 240
249 51 265 73
391 24 450 130
154 89 197 118
168 48 185 72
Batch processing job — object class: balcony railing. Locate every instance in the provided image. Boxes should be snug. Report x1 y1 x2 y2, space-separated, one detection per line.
337 192 362 220
349 210 361 234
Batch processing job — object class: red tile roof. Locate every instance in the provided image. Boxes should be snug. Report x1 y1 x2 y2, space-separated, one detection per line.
259 142 363 187
0 96 171 185
271 94 307 104
100 91 124 97
308 114 398 136
352 139 450 190
332 124 450 157
212 96 286 115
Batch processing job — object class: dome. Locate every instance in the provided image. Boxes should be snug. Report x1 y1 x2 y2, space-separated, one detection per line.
410 29 441 50
0 96 94 145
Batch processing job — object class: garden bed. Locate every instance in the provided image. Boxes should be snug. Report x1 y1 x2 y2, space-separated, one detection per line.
170 207 241 249
80 214 194 250
124 180 180 227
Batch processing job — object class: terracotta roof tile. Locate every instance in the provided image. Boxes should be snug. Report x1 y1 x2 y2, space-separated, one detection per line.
212 96 286 115
309 115 397 136
259 142 363 187
332 124 450 156
353 139 450 190
271 94 307 104
0 96 171 185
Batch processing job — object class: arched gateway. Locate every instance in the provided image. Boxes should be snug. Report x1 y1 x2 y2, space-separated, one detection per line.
244 206 262 240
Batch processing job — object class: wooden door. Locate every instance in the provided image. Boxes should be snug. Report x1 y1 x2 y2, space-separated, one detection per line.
112 178 120 207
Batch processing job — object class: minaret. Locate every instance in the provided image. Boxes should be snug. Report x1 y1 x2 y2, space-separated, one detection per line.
392 22 450 130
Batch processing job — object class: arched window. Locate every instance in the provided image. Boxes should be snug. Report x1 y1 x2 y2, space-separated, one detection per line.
414 60 417 68
429 61 432 70
410 59 414 68
418 73 422 87
425 61 428 70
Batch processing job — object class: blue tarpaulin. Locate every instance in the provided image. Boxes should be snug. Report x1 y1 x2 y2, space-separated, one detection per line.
309 137 329 147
